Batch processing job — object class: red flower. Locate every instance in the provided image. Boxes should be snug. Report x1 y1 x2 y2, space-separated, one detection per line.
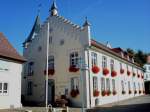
103 68 109 76
127 71 131 76
44 69 55 75
129 90 132 94
141 76 144 79
102 90 107 96
93 90 100 97
111 70 117 77
120 69 124 74
106 90 111 96
133 73 136 77
69 65 79 72
137 74 140 78
70 89 79 98
134 90 137 94
112 90 117 95
92 65 100 74
122 90 126 95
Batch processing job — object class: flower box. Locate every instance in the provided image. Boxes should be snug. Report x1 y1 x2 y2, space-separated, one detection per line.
127 71 131 76
44 69 55 75
139 90 141 94
103 68 109 76
69 65 79 72
133 73 136 77
102 90 107 96
137 74 140 78
93 90 100 97
112 90 117 95
134 90 137 94
92 65 100 74
111 70 117 77
106 90 111 96
122 90 126 95
70 89 79 98
141 76 144 79
129 90 132 94
120 69 124 74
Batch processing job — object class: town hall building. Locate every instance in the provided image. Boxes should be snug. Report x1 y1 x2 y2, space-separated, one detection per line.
22 1 145 108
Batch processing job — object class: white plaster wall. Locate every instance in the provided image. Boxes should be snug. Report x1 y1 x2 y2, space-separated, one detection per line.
0 59 22 109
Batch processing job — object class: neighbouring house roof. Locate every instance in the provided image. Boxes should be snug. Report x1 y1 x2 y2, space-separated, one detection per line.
91 39 142 69
0 32 26 63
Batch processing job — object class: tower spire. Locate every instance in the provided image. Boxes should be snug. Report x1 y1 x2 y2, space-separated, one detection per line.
50 0 58 16
83 17 91 27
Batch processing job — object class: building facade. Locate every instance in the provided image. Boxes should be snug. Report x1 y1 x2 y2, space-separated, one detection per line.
22 2 145 108
143 56 150 94
0 33 25 109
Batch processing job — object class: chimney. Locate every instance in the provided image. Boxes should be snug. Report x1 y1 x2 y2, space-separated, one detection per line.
147 55 150 64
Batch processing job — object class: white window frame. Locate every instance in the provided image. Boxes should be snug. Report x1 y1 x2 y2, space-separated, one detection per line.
102 56 107 68
112 79 116 91
128 81 131 90
110 59 114 72
101 77 105 91
121 80 125 91
93 77 98 90
0 83 2 95
71 77 79 90
0 82 9 95
106 78 110 91
48 56 54 69
70 52 79 67
91 52 97 67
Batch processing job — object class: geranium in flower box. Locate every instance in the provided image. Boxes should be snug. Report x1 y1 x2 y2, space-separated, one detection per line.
133 73 136 77
134 90 137 94
93 90 100 97
129 90 132 94
120 69 124 74
137 74 140 78
103 68 109 76
70 89 79 98
141 76 144 79
92 65 100 74
106 90 111 96
139 90 141 94
122 90 126 95
44 69 55 75
127 71 131 76
69 65 79 72
111 70 117 77
102 90 107 96
112 90 117 95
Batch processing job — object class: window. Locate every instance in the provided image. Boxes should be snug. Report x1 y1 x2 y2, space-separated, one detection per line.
27 81 33 95
106 78 110 91
102 56 107 68
121 80 125 91
48 56 54 69
70 52 79 67
112 79 116 90
49 36 53 44
0 83 2 93
71 77 79 90
91 52 97 67
28 62 34 76
3 83 8 93
101 78 105 91
120 63 123 69
128 81 131 90
134 82 136 90
149 66 150 71
110 59 114 71
0 83 8 94
93 77 98 90
138 83 140 90
127 65 129 71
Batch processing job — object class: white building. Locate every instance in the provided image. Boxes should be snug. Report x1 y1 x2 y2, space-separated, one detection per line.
0 32 25 109
143 55 150 94
22 1 145 108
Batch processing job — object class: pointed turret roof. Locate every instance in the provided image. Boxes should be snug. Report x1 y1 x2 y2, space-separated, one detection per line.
24 15 41 44
51 0 57 10
83 17 91 27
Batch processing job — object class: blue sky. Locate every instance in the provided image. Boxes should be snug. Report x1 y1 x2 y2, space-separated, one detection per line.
0 0 150 54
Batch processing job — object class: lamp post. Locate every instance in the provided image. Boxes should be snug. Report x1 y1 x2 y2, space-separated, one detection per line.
45 22 50 112
79 57 89 112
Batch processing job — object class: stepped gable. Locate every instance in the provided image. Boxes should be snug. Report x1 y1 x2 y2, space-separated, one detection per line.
91 39 141 68
0 32 25 63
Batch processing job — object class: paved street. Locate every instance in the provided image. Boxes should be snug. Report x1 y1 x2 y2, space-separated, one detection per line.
87 95 150 112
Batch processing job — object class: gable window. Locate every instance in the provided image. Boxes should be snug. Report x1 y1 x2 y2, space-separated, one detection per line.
112 79 116 90
71 77 79 90
102 56 107 68
27 81 33 95
93 77 98 90
28 62 34 76
91 52 97 67
101 77 105 91
70 52 79 67
110 59 114 72
48 56 54 69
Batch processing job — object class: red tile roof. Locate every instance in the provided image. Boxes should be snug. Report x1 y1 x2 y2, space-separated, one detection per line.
0 32 25 63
